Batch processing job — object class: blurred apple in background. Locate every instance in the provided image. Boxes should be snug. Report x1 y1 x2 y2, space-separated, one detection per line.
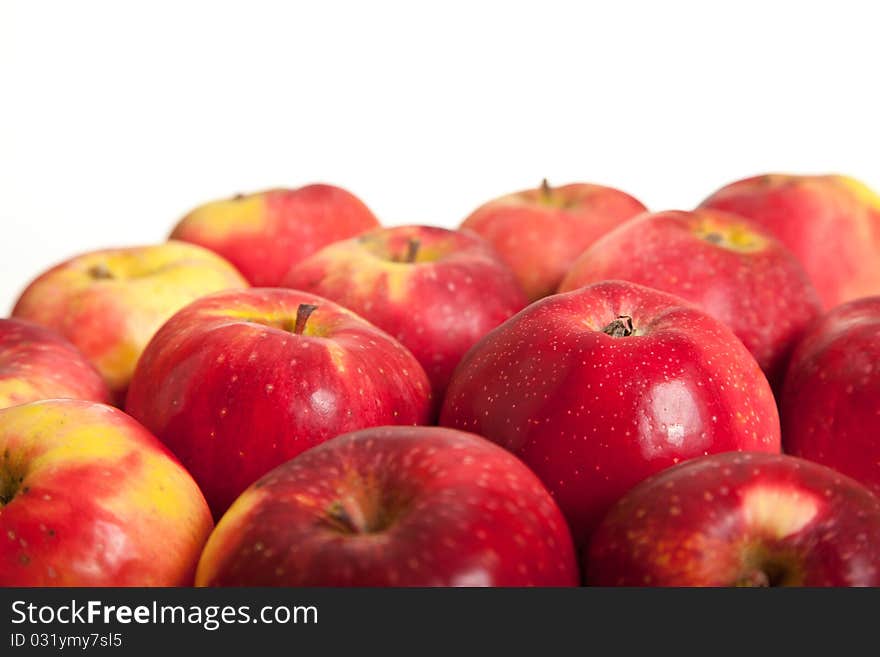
171 184 380 286
587 451 880 586
196 426 579 586
460 180 646 301
700 173 880 308
283 225 527 400
559 209 822 390
0 318 111 410
126 288 432 518
0 400 212 586
782 297 880 496
441 280 780 546
11 241 247 403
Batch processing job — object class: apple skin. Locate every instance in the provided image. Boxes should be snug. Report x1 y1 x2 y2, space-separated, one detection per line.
0 399 213 586
283 225 528 400
559 209 823 390
11 240 248 403
781 297 880 496
170 184 380 286
700 173 880 308
460 181 647 301
440 280 781 546
125 288 433 519
587 451 880 586
0 318 111 410
195 426 579 587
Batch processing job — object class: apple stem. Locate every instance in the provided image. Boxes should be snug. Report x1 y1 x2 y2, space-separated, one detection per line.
404 238 420 263
293 303 319 335
541 178 552 199
602 315 634 337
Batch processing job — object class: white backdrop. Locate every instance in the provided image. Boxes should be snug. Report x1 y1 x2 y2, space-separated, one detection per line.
2 0 879 313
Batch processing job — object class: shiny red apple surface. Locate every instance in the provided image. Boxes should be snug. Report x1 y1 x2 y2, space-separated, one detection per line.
587 451 880 586
782 296 880 495
441 280 781 546
126 288 432 518
196 426 579 586
559 209 822 390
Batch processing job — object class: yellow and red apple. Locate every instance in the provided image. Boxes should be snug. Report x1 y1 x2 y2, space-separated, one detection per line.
0 318 111 410
170 184 380 286
700 174 880 308
283 225 527 400
12 241 248 402
460 180 646 301
0 399 212 586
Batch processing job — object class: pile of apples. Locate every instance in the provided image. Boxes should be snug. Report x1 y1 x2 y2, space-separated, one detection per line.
2 174 880 587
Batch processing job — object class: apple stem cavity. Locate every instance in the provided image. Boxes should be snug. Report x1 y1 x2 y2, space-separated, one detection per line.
326 496 371 534
87 263 115 280
735 558 794 587
602 315 635 337
0 465 23 507
736 570 771 587
293 303 319 335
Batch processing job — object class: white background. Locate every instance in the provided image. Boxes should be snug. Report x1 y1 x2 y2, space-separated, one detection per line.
2 0 879 313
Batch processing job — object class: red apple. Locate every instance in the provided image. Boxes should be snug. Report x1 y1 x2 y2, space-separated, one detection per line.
195 426 579 586
700 173 880 308
0 318 111 410
440 280 781 546
282 225 527 400
11 241 248 402
460 180 647 301
125 288 432 518
587 451 880 586
559 209 822 390
170 184 380 286
0 399 212 586
781 296 880 496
